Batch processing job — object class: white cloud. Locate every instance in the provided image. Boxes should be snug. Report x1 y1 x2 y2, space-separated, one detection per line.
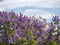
0 8 6 11
23 9 55 19
0 0 60 9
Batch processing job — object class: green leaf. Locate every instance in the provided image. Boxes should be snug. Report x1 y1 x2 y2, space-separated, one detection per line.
53 41 57 45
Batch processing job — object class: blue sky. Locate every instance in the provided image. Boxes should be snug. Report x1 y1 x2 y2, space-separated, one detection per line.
0 0 60 22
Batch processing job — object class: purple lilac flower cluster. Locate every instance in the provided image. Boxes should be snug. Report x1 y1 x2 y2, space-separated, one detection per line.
0 11 60 45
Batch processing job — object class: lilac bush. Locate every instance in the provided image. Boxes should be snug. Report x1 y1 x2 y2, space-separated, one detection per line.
0 11 60 45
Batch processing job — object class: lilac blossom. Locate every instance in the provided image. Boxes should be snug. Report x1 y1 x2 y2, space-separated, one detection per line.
0 11 59 45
